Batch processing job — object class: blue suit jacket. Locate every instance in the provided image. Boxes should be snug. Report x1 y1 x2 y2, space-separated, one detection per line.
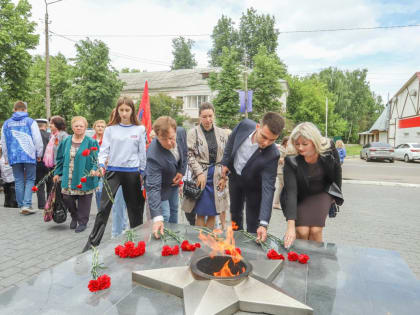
145 127 187 219
221 119 279 223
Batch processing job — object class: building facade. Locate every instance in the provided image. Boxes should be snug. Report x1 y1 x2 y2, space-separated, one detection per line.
388 72 420 147
119 68 289 124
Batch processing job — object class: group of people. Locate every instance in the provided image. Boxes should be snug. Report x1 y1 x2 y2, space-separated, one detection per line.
1 96 343 251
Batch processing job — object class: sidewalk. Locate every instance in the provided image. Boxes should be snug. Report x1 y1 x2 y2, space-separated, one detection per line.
1 183 419 294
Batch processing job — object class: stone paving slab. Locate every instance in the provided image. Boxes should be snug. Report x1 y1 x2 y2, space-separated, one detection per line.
0 182 419 294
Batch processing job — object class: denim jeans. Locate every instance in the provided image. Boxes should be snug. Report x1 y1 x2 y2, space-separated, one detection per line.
11 163 36 208
112 186 128 237
95 178 103 210
168 186 179 223
160 186 180 223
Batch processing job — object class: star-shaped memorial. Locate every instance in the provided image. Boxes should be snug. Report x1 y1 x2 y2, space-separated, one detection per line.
132 249 312 315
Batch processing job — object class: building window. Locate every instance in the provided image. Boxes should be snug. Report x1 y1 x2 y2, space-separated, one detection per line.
185 95 209 109
404 132 409 137
417 132 420 138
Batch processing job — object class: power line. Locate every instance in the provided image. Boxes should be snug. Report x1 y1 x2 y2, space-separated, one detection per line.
49 30 172 67
48 23 420 38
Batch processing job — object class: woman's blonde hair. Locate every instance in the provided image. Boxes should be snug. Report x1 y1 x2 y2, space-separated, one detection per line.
335 140 345 149
71 116 88 128
286 122 330 155
93 120 106 128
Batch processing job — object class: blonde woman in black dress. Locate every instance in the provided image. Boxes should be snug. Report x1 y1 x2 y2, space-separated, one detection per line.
281 122 343 248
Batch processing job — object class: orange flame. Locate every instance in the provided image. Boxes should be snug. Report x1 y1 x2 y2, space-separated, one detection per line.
231 221 239 231
198 225 244 277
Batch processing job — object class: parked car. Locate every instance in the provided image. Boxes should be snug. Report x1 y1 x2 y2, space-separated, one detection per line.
360 142 394 162
393 143 420 162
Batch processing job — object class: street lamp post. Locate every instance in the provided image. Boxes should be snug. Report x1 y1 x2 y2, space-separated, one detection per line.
44 0 63 119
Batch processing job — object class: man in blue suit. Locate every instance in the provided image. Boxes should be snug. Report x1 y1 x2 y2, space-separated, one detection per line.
219 112 285 242
145 116 187 238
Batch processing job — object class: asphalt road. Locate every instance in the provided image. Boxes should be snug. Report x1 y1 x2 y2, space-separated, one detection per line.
342 158 420 184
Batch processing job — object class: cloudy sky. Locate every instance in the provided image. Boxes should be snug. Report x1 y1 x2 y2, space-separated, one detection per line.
26 0 420 102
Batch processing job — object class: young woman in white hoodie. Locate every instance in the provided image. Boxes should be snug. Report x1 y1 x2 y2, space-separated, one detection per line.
83 97 146 251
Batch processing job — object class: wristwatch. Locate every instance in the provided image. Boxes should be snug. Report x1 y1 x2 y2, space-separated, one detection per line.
259 223 268 229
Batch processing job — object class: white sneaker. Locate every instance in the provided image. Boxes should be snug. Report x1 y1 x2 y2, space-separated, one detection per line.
20 207 29 215
22 207 36 215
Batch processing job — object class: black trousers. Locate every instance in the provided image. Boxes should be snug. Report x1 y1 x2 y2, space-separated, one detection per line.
83 171 145 252
35 163 53 209
229 172 261 233
63 193 93 225
3 182 18 208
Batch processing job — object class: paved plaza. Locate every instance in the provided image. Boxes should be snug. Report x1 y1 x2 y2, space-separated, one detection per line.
0 182 419 294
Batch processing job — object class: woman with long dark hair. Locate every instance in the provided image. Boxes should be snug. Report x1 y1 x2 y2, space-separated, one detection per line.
83 96 146 251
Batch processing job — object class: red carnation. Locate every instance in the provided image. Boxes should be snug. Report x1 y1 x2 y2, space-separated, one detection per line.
90 147 98 151
267 249 285 260
225 248 241 256
124 241 135 249
114 245 124 256
137 241 146 249
31 186 38 192
97 274 111 290
162 245 172 256
82 149 91 156
287 251 299 261
172 245 179 255
298 254 310 264
194 243 201 248
118 247 129 258
88 279 100 292
76 184 83 189
80 177 87 183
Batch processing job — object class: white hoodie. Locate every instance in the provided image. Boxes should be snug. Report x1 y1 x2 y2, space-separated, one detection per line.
98 124 146 172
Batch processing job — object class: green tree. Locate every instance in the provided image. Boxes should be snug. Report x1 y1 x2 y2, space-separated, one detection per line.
286 75 347 137
0 0 39 120
149 93 186 125
27 54 76 124
247 46 287 121
121 68 141 73
72 38 123 123
239 7 279 67
171 36 197 70
208 47 241 128
316 67 383 142
208 15 241 67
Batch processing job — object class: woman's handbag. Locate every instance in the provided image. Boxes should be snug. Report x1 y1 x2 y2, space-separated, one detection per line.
52 182 68 224
183 128 203 200
43 184 55 222
329 203 339 218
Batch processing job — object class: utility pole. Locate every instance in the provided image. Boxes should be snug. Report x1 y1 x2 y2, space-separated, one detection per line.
44 0 63 119
325 97 328 137
243 71 248 119
45 0 51 119
243 52 249 119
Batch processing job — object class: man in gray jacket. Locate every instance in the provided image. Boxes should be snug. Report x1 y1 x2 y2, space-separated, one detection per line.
145 116 187 238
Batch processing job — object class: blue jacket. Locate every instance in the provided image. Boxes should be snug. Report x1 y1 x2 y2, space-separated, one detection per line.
145 127 187 219
1 112 44 165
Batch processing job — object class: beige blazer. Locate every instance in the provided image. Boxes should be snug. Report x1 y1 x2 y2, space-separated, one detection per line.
182 125 229 214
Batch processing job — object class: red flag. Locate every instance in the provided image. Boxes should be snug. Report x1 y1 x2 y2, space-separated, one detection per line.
137 80 152 143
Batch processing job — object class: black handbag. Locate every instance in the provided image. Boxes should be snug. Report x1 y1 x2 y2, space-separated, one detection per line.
183 128 203 200
329 203 339 218
52 182 68 224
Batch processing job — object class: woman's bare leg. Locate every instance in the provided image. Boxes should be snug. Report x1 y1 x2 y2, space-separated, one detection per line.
296 226 310 240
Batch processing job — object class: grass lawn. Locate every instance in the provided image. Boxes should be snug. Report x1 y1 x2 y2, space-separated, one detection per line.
346 144 362 156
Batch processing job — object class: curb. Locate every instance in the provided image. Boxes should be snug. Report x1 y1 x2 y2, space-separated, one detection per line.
343 179 420 188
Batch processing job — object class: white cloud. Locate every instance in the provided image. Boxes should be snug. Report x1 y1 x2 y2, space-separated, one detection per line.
25 0 420 101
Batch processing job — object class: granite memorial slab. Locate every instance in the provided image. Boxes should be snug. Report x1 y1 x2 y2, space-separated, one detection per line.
1 222 419 315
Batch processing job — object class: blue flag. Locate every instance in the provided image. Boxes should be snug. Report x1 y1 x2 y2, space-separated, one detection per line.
238 90 253 113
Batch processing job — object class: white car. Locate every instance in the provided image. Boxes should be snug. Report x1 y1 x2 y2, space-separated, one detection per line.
393 143 420 162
